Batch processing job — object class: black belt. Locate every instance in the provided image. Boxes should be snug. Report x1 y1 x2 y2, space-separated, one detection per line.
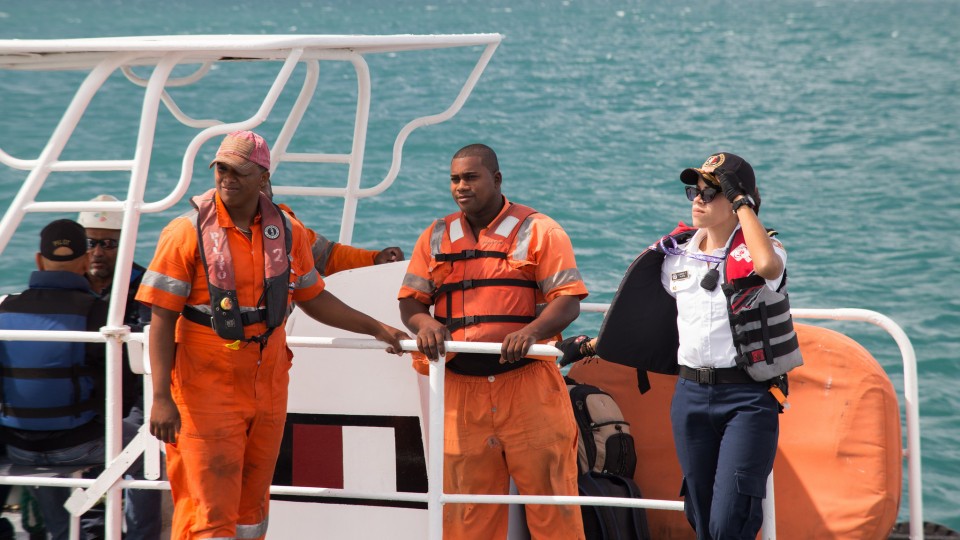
181 305 267 328
678 365 758 385
446 353 534 376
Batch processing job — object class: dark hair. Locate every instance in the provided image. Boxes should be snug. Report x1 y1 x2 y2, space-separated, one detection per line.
453 144 500 175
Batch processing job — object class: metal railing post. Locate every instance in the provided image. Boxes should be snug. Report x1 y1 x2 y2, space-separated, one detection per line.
762 471 776 539
427 353 446 540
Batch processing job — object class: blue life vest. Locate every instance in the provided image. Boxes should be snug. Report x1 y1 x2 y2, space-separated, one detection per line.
0 273 102 431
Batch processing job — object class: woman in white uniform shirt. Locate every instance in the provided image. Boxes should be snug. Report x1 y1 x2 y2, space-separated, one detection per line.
559 152 792 540
665 152 786 540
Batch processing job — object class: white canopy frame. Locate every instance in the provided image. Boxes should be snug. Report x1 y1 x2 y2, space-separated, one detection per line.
0 34 501 540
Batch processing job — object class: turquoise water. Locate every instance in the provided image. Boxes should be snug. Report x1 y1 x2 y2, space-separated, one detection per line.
1 0 958 530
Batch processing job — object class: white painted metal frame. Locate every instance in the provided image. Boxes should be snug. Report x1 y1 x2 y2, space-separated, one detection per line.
0 34 501 540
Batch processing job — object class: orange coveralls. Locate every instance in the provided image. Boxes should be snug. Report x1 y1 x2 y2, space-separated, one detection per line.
399 198 587 540
277 203 378 276
136 196 324 540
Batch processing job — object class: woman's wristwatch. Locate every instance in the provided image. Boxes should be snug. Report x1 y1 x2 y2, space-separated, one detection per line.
732 195 756 213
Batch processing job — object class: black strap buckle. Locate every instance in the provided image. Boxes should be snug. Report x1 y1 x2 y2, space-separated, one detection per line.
462 249 476 259
461 279 473 290
732 330 747 344
240 308 268 325
696 368 716 384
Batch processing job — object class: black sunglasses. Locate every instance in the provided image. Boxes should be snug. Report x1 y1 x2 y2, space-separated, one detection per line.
86 238 119 251
685 185 721 204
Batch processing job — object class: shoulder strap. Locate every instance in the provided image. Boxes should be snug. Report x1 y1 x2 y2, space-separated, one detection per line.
192 193 245 341
435 203 539 261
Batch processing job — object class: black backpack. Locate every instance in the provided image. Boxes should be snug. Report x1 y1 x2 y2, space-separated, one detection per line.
566 378 651 540
579 472 652 540
566 379 637 477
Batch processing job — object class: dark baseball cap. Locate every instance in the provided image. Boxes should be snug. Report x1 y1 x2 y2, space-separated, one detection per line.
39 219 88 261
680 152 760 209
681 152 755 189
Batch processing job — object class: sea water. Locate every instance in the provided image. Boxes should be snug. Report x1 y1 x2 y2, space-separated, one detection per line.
1 0 958 530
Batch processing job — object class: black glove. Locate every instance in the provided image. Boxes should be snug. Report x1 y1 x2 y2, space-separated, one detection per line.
714 167 745 203
556 335 592 367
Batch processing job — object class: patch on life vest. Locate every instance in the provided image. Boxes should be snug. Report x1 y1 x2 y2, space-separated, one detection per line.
220 297 234 310
750 349 766 364
264 224 281 240
730 244 752 262
671 271 690 281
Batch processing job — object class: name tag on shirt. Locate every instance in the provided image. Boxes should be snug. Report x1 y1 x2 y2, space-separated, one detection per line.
669 269 697 293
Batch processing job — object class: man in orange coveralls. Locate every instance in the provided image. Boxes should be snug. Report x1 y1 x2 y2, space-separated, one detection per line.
136 130 408 540
398 143 587 539
260 180 404 275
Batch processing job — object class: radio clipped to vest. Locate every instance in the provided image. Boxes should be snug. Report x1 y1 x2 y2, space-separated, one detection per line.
208 287 245 341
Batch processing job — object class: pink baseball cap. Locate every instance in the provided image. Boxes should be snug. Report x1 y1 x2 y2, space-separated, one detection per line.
209 130 271 173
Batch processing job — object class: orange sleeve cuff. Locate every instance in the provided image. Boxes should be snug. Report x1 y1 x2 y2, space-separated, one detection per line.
325 243 378 275
397 286 432 306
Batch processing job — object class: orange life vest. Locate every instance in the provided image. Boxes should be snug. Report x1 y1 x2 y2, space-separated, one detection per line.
431 203 540 344
188 188 292 342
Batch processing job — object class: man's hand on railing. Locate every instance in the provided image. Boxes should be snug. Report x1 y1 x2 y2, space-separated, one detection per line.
373 322 410 356
413 318 453 361
500 329 539 364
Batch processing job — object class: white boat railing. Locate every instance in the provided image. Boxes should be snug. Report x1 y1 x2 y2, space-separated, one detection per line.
283 304 924 540
264 304 927 540
0 34 502 539
0 304 922 539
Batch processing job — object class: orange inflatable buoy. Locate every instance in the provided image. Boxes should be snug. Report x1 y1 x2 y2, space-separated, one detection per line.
568 323 902 539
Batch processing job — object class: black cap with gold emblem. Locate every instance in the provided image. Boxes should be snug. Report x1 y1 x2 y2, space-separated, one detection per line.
680 152 760 210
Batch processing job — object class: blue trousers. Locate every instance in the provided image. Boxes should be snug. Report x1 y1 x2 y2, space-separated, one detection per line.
670 378 779 540
7 408 161 540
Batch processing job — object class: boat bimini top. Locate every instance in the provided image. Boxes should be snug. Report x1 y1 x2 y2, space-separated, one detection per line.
0 32 501 337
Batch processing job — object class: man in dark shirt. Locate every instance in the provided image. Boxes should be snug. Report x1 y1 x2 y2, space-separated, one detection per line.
77 195 149 415
78 197 161 540
0 219 109 540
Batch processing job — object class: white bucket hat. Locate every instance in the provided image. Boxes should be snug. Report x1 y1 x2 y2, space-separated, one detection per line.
77 194 123 230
